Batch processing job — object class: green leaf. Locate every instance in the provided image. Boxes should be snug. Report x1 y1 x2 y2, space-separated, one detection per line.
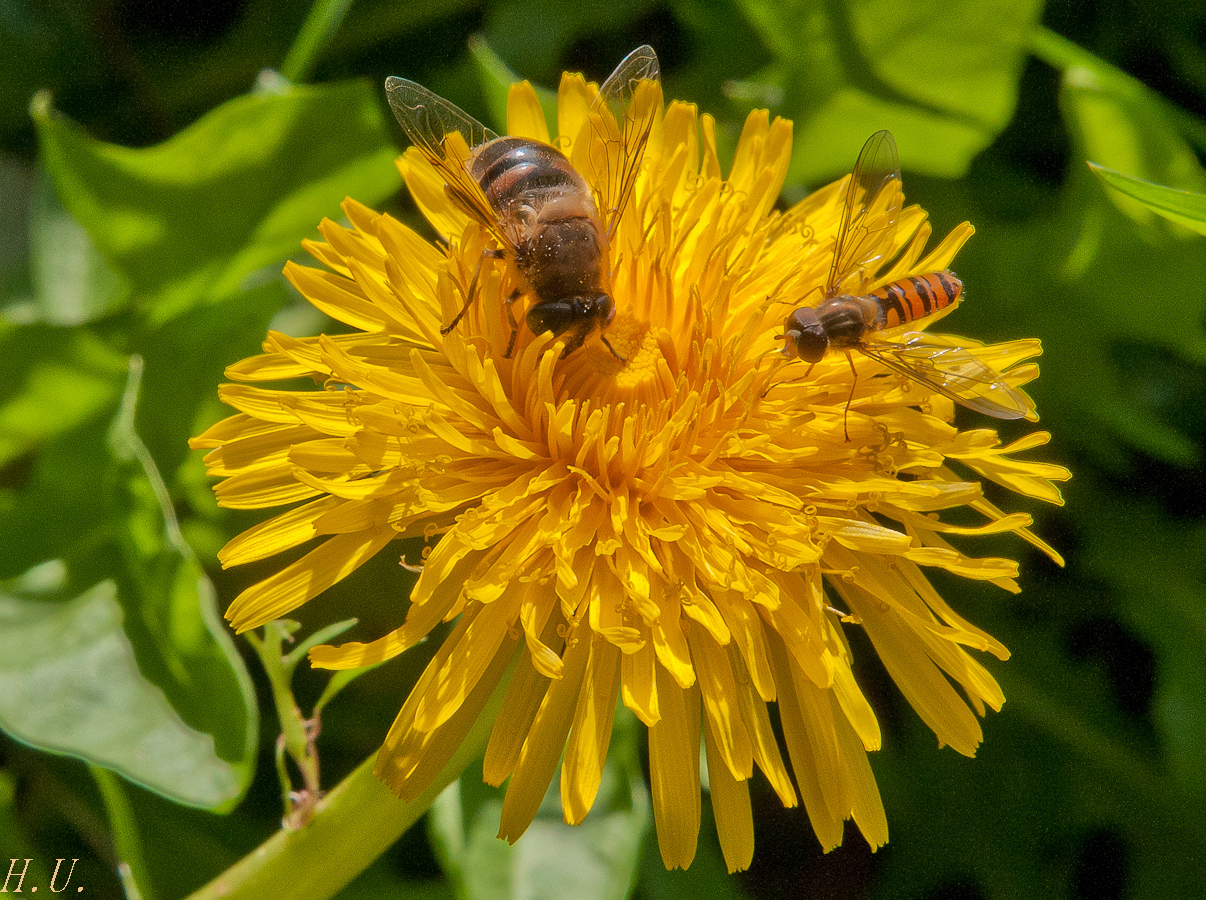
0 155 36 316
105 357 258 802
31 79 401 323
28 168 128 325
478 0 654 87
429 707 650 900
0 768 44 881
737 0 1043 183
1089 164 1206 236
466 35 560 136
955 114 1206 465
0 573 242 808
0 359 257 808
130 274 290 472
280 0 357 84
1038 27 1206 234
0 322 128 468
469 35 531 132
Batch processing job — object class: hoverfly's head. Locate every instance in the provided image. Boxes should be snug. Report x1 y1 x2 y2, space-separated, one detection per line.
782 307 828 363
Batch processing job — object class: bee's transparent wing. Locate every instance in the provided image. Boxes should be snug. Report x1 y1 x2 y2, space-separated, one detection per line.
578 45 661 240
385 77 506 240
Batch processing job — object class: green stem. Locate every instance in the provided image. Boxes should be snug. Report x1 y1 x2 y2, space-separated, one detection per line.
246 626 310 816
251 627 313 772
280 0 357 84
184 684 500 900
91 766 154 900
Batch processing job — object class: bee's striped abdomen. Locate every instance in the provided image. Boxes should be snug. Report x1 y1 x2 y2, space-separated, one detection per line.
470 137 587 210
872 270 962 328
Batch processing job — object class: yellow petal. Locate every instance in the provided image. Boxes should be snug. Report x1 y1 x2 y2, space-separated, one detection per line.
686 625 752 780
507 81 550 143
497 620 593 842
648 667 701 870
413 587 525 733
225 527 395 632
376 617 519 801
768 631 846 850
482 633 557 786
704 719 755 873
561 636 621 824
840 580 985 757
621 635 660 726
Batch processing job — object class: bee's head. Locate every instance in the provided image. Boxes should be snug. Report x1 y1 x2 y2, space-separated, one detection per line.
781 307 827 363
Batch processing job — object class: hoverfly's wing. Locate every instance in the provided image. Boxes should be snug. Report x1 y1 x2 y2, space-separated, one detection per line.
828 130 903 297
577 45 661 241
860 333 1031 419
385 77 509 245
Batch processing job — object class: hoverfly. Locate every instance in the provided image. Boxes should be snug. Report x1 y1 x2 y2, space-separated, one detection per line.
776 130 1029 437
385 46 660 360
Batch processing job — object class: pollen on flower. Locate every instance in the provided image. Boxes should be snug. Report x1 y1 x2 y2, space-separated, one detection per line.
576 318 666 399
191 49 1070 876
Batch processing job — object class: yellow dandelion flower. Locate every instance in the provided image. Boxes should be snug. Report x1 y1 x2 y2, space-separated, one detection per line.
191 51 1070 874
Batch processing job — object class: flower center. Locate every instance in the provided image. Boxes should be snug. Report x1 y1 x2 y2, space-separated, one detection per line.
560 314 669 405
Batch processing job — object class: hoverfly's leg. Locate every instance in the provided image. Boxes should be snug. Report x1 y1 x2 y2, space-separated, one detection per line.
761 356 816 399
759 353 788 398
599 333 627 363
441 247 505 336
502 287 524 358
842 351 859 442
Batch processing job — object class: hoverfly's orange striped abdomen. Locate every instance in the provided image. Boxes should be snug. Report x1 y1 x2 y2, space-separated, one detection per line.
872 270 962 329
774 130 1029 432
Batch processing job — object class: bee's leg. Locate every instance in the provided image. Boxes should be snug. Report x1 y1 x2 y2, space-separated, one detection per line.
441 247 504 335
599 333 626 363
502 288 524 358
559 326 589 358
842 351 859 442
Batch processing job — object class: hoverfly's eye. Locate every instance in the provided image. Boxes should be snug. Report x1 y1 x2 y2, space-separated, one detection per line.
785 308 827 363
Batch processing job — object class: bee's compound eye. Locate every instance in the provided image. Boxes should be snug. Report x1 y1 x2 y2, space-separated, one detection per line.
596 295 616 327
528 295 614 337
527 301 577 336
784 308 827 363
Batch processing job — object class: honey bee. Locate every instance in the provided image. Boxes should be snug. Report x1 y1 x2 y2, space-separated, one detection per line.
385 46 661 360
776 129 1030 435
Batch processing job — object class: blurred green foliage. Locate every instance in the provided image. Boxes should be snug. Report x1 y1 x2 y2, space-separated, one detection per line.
2 1 1205 899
